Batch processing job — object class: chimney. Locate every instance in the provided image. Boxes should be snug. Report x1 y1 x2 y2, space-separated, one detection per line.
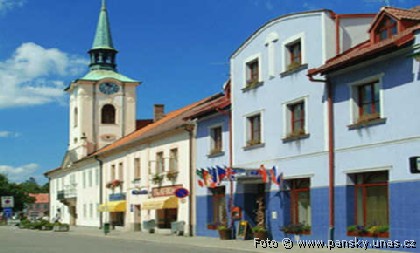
154 104 165 122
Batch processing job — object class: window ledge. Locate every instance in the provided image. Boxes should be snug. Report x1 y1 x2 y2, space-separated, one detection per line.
243 143 265 151
280 63 308 77
241 82 264 92
282 133 310 143
207 151 225 158
348 117 387 130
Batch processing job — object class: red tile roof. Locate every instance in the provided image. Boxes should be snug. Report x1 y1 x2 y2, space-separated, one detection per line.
369 6 420 32
309 24 419 76
29 193 49 203
185 94 231 120
309 7 420 76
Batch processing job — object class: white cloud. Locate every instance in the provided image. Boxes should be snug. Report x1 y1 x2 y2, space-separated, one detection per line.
0 42 88 109
0 163 39 183
0 130 21 138
0 0 25 14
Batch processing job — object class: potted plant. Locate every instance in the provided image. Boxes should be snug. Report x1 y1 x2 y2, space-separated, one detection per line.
245 79 260 89
280 223 311 235
106 179 123 189
166 170 178 181
347 225 367 236
286 61 301 72
53 222 70 232
218 225 233 240
246 139 261 147
152 173 163 185
252 226 268 240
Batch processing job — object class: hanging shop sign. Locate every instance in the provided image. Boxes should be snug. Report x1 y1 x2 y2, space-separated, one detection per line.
175 188 189 199
152 184 183 198
132 189 148 195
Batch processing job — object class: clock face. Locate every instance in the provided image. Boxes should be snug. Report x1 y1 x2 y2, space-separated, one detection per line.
99 82 120 95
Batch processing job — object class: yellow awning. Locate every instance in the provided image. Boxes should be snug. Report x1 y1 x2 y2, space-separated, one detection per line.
141 197 178 210
98 201 126 212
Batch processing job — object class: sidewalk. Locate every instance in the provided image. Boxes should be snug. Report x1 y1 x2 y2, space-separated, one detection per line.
67 226 410 253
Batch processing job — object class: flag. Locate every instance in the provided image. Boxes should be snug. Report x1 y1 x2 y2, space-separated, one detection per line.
277 172 284 189
270 166 279 185
259 165 267 183
216 165 226 181
209 167 219 185
203 170 211 186
226 167 234 180
196 168 204 179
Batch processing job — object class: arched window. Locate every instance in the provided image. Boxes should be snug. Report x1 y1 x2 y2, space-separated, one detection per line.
101 104 116 124
74 107 78 127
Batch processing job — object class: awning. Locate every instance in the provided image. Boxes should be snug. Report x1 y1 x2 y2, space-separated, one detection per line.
141 197 178 210
98 201 126 212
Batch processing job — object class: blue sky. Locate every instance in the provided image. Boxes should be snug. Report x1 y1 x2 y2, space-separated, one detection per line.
0 0 417 184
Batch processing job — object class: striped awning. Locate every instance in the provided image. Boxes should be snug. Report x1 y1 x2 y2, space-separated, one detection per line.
141 197 178 210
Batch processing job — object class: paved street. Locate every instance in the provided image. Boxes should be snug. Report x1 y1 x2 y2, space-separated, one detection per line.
0 226 246 253
0 226 412 253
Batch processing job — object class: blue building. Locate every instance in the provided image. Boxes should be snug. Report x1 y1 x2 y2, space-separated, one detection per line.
228 9 374 241
188 83 231 238
309 6 420 251
189 9 375 240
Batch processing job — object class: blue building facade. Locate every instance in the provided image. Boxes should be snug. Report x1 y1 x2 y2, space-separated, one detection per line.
228 9 373 241
309 7 420 251
189 89 231 238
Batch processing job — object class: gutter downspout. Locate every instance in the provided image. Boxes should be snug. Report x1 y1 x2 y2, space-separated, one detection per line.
184 124 195 237
228 110 233 229
308 75 335 241
94 156 104 229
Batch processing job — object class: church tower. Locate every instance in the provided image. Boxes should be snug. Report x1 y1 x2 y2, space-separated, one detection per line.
65 0 139 160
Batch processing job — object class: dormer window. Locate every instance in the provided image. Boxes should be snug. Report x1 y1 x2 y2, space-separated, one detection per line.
376 17 397 41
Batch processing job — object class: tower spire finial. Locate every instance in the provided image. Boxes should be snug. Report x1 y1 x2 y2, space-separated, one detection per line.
88 0 118 71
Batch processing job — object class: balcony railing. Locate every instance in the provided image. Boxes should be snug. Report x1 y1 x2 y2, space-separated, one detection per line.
109 192 126 201
64 184 77 199
57 191 65 200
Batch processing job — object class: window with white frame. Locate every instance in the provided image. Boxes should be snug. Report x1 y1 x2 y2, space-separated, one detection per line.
246 114 261 146
286 40 302 70
282 33 305 73
83 171 86 188
118 162 124 181
246 58 260 87
287 100 306 137
134 158 141 180
95 169 99 186
111 164 116 180
89 203 93 218
169 149 178 172
350 78 382 125
210 125 223 155
156 152 164 174
88 170 93 187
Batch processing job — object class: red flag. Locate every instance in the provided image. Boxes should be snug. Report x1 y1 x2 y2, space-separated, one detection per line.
259 164 267 183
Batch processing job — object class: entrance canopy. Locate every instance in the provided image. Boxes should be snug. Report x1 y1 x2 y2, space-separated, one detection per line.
141 197 178 210
98 201 126 212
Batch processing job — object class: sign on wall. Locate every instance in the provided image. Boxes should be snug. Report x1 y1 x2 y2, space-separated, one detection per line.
1 196 14 208
152 185 183 198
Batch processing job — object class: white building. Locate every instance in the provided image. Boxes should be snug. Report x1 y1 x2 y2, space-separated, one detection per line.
45 0 139 228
